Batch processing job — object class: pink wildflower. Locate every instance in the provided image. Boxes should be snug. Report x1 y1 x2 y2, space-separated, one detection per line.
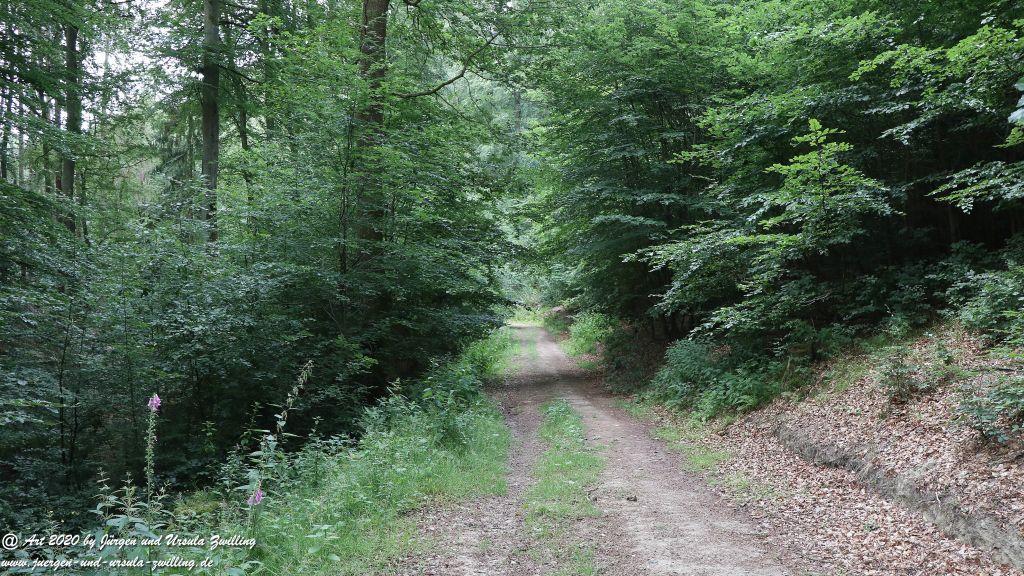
147 393 161 412
247 487 264 506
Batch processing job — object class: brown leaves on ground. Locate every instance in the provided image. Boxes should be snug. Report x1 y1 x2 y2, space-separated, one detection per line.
647 326 1024 576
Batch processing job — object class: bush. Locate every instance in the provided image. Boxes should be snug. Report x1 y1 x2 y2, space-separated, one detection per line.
959 376 1024 444
601 326 666 392
692 369 777 420
563 312 615 357
642 339 781 420
878 347 931 403
958 265 1024 345
645 340 719 410
457 327 517 381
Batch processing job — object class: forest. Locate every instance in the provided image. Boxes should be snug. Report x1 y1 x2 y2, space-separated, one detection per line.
3 0 1024 573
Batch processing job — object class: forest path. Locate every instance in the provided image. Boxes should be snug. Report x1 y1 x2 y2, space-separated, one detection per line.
396 324 793 575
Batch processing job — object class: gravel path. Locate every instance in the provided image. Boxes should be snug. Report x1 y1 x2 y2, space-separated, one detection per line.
395 324 794 575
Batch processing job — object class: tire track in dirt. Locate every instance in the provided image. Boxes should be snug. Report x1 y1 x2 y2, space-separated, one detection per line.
395 324 795 575
392 324 556 575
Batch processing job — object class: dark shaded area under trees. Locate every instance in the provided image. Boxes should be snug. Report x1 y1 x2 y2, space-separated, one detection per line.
0 0 540 530
5 0 1024 534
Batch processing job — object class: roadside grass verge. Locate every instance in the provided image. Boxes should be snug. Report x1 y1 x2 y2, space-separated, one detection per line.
523 399 604 575
613 396 653 419
461 325 518 378
224 329 517 574
84 328 518 576
651 421 730 472
235 402 511 575
618 396 777 505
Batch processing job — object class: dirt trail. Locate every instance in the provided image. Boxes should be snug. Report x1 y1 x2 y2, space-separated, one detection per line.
398 324 793 575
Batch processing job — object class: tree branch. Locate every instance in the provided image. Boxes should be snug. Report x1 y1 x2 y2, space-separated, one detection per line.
217 63 259 84
397 32 499 99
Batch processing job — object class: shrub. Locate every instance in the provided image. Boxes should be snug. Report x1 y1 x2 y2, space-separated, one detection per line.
644 339 784 419
878 347 934 403
601 326 665 392
693 369 779 420
645 340 719 411
541 307 572 336
954 236 1024 346
958 376 1024 444
921 333 967 388
564 312 615 357
457 327 517 381
957 266 1024 344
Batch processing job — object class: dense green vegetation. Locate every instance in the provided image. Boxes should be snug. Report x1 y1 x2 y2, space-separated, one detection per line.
5 0 1024 560
1 0 537 532
23 329 514 574
523 0 1024 433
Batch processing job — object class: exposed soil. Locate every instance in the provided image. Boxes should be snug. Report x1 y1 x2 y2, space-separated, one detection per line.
394 325 797 575
668 328 1024 576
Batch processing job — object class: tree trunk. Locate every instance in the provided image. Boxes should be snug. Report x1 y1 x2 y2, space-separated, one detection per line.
17 101 25 186
201 0 222 242
352 0 390 250
357 0 389 131
62 24 82 236
233 76 256 232
1 86 10 182
258 0 278 139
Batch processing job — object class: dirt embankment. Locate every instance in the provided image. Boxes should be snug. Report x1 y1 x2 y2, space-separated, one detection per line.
652 327 1024 576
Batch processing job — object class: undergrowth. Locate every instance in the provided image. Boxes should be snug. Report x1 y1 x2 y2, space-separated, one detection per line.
562 313 615 357
40 328 517 575
959 376 1024 444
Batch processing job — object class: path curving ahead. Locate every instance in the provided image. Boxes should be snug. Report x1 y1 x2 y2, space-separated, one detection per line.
399 324 793 575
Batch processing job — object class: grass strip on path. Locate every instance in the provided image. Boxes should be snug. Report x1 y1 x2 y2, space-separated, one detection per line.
522 399 604 576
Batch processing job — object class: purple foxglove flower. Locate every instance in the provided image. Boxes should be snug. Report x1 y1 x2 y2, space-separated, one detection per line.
147 394 162 412
247 487 264 506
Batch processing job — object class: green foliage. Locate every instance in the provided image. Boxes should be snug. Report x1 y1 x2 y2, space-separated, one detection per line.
959 266 1024 346
521 0 1024 428
601 327 665 392
692 369 779 421
9 0 1024 544
762 120 892 251
642 339 782 420
57 331 512 575
878 347 931 404
643 119 891 343
945 236 1024 347
457 327 518 382
1 0 529 531
508 307 545 326
563 312 615 357
540 308 572 336
959 377 1024 444
645 340 719 411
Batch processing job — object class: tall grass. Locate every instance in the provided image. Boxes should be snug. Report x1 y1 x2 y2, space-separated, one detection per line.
70 329 517 575
220 329 517 574
224 400 510 575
